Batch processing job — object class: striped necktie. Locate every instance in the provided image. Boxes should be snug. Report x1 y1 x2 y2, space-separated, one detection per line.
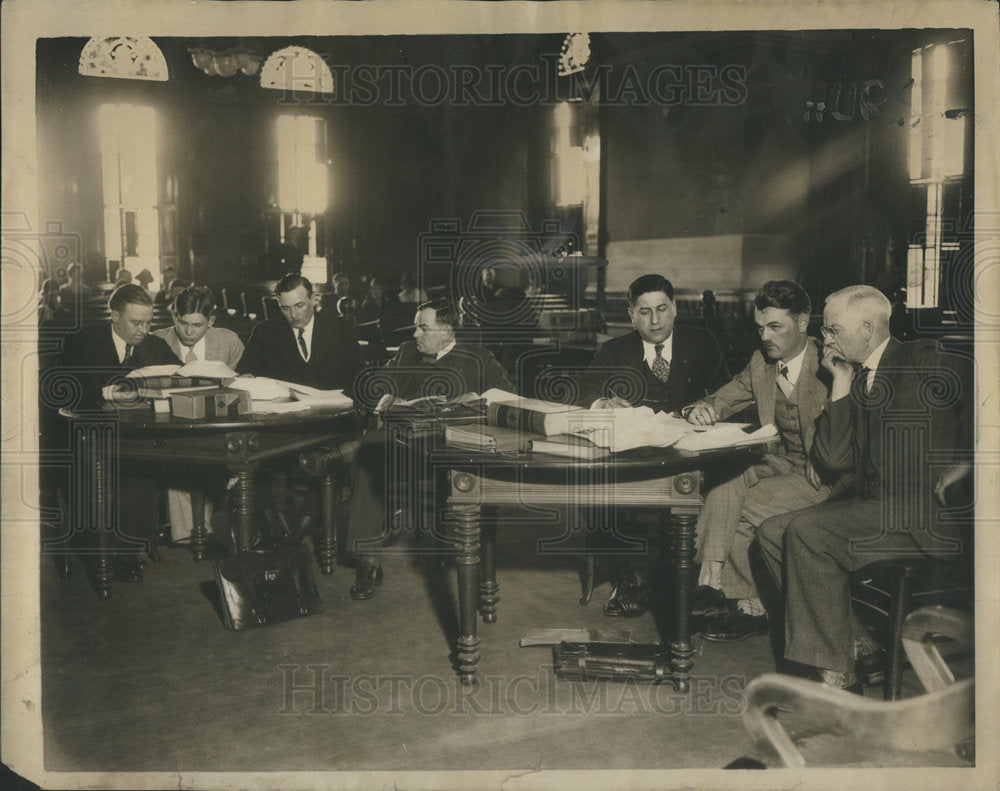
297 328 309 361
122 344 133 365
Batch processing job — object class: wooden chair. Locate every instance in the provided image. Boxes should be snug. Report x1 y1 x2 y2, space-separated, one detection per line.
741 605 974 767
852 553 972 700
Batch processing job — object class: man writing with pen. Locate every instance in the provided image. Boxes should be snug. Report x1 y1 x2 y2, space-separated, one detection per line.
679 280 846 643
576 274 723 616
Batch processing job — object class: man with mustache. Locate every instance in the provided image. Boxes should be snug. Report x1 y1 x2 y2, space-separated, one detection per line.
682 281 841 642
755 285 972 692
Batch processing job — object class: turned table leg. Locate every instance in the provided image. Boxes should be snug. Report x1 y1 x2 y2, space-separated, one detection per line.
92 436 112 600
190 488 207 561
230 464 258 552
450 503 482 685
669 509 698 693
480 518 499 623
318 472 338 575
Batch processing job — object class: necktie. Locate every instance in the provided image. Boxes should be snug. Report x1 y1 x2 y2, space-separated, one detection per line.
122 344 133 365
776 362 793 397
651 344 670 383
185 347 197 363
854 365 879 495
297 328 309 361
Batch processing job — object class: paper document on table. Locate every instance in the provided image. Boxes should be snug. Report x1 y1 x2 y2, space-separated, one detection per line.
125 364 181 378
481 389 585 414
250 400 314 414
288 384 354 408
176 359 239 379
228 377 292 401
674 423 779 451
565 407 689 452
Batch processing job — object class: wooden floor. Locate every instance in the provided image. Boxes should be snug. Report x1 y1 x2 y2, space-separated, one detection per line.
38 512 941 781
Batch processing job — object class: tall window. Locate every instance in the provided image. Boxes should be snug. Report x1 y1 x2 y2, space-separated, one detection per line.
553 102 586 207
276 114 329 280
99 103 160 282
906 41 969 309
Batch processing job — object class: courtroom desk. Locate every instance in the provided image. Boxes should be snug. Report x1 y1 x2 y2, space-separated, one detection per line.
58 402 360 599
396 436 763 692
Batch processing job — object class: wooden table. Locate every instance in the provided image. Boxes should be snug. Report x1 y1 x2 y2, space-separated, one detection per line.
413 441 763 693
58 403 360 598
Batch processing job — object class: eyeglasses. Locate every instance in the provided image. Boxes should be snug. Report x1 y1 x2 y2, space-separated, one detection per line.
820 326 844 339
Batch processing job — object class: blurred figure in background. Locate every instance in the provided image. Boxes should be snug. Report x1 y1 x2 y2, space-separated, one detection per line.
398 273 428 304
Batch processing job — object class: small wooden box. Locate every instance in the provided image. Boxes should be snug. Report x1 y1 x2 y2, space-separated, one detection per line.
170 387 251 420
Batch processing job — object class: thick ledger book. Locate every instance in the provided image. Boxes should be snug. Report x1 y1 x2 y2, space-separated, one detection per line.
445 424 539 453
529 433 610 459
486 401 584 436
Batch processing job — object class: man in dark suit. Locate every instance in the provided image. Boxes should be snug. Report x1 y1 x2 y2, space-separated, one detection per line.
55 284 181 581
346 298 513 600
579 274 723 413
579 274 724 616
58 283 181 404
756 285 972 692
237 273 364 393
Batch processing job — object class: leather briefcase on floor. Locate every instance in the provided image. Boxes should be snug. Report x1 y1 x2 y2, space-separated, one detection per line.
553 641 671 683
212 544 322 631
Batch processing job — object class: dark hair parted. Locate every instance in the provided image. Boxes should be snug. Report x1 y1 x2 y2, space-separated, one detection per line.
417 298 458 329
754 280 812 317
108 283 153 312
627 274 675 305
172 286 217 317
275 273 313 296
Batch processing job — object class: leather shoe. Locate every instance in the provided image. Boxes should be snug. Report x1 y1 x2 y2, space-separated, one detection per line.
807 669 864 696
691 585 731 618
350 561 383 600
855 647 887 685
603 583 649 618
702 608 768 642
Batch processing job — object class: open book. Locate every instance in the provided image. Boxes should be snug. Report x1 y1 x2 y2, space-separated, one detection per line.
105 360 240 402
227 377 353 413
125 360 239 380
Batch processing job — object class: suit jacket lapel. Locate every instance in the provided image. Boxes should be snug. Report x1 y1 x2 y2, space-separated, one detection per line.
100 322 120 367
796 340 824 449
755 354 777 426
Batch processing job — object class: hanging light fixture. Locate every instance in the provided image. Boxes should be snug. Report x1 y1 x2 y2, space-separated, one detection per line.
189 43 262 77
558 33 591 77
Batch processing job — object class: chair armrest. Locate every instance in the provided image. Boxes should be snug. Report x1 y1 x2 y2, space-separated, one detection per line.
901 605 973 693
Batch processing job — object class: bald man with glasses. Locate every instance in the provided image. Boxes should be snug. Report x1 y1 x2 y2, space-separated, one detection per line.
755 285 973 693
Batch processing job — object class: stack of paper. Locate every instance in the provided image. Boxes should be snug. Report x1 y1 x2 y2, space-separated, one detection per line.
674 423 779 451
566 407 689 453
287 384 354 408
228 377 292 401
